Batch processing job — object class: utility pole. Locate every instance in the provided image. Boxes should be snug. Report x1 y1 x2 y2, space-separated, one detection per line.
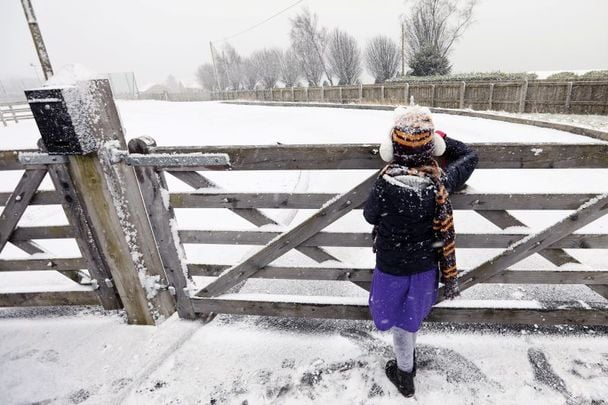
21 0 53 80
222 51 232 89
209 42 222 92
401 23 405 77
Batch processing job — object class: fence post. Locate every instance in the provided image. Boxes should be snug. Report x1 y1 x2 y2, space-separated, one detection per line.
565 81 573 113
26 79 176 325
292 86 295 102
9 104 18 123
359 83 363 103
380 85 385 102
459 81 466 109
339 86 343 103
0 106 6 127
488 83 494 110
321 86 324 102
430 84 435 107
129 136 196 319
404 83 409 104
519 80 529 113
305 87 309 102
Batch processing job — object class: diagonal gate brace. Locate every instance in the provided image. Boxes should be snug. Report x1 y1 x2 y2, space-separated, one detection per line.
169 170 339 263
477 209 580 266
0 169 47 253
438 193 608 303
196 171 380 298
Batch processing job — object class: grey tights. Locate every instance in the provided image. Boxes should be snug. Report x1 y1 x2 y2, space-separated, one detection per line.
392 326 417 372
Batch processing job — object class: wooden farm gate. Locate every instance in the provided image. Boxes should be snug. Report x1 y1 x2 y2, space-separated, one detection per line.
1 78 608 326
132 140 608 326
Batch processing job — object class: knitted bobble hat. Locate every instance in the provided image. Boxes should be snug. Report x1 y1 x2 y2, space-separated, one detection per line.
380 105 446 163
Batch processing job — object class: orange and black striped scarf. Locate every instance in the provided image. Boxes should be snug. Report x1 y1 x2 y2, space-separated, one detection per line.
380 161 458 283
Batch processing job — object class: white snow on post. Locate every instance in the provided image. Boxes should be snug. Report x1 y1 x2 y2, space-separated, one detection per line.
43 64 102 87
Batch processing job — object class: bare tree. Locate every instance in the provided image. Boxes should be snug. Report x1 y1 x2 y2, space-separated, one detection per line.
327 29 362 85
241 58 258 90
196 63 217 91
289 8 332 86
279 49 301 87
217 44 243 90
250 48 282 89
365 36 400 83
402 0 476 74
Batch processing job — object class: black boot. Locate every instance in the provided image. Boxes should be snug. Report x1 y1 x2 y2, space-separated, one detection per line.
385 359 415 398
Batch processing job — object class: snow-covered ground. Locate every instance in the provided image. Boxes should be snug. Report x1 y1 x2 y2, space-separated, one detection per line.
1 308 607 405
495 112 608 133
1 101 608 403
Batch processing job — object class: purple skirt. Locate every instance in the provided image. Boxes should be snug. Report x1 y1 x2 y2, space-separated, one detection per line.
368 266 439 333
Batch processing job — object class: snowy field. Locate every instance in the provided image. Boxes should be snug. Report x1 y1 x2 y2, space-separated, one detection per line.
496 112 608 133
1 101 608 403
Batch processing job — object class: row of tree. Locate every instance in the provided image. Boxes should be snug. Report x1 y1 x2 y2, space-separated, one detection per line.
197 0 476 91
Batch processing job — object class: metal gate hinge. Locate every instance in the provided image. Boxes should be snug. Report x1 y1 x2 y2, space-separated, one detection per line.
18 152 68 165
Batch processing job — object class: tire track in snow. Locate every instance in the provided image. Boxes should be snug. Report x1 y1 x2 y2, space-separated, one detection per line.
111 317 205 404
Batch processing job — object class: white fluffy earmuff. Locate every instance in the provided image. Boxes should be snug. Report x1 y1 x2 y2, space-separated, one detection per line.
379 127 394 162
432 132 446 156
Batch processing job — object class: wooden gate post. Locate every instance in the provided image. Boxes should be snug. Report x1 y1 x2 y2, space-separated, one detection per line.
26 79 176 325
128 136 196 319
38 140 122 310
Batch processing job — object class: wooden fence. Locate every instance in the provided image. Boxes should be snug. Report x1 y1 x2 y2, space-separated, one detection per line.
1 78 608 326
214 80 608 115
0 102 34 126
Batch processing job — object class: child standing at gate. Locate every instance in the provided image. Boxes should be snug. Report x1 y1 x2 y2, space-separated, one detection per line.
363 105 478 397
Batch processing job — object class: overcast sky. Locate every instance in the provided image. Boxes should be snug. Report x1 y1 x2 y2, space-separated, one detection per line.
1 0 607 87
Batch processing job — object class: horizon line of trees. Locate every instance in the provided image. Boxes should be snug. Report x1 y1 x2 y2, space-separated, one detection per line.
197 1 477 91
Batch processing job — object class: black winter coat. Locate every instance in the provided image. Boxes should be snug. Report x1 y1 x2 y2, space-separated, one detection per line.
363 137 479 276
